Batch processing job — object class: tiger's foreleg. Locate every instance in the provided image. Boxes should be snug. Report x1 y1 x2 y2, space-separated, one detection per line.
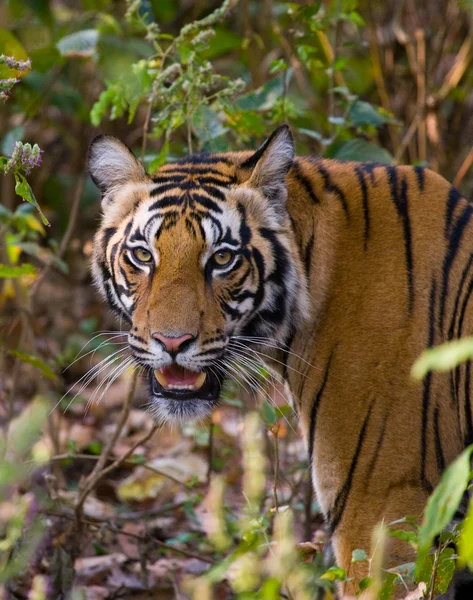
328 484 429 598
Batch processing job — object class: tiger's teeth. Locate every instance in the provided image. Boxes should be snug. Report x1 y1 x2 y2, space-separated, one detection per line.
194 372 207 389
154 370 168 388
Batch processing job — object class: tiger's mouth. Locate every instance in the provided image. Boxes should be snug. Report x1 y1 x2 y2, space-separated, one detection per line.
150 363 222 401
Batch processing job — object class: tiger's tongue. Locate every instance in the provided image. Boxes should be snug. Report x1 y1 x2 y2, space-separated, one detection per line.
154 364 206 390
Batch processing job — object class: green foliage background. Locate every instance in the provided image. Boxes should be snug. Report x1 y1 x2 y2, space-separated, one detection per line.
3 0 473 598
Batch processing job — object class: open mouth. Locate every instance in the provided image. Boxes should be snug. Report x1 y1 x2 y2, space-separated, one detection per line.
150 363 222 401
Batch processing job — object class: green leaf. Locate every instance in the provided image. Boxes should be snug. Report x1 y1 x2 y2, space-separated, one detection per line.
193 105 228 142
320 565 346 581
389 528 418 545
352 549 368 562
261 399 278 427
29 46 64 73
358 576 373 591
8 350 56 380
14 173 50 226
412 337 473 380
235 78 283 112
434 547 456 594
87 441 103 455
57 29 99 58
379 571 398 600
349 101 387 127
299 128 323 142
416 446 473 576
269 59 287 74
458 497 473 570
0 263 36 278
332 139 393 164
0 29 29 79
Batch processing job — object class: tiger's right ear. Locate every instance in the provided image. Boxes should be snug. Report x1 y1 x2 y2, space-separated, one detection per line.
87 135 148 195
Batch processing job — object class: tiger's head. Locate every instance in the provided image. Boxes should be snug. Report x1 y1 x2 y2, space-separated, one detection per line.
87 126 310 422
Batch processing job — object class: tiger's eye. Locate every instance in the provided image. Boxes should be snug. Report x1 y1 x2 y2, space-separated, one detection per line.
132 247 152 263
213 249 234 267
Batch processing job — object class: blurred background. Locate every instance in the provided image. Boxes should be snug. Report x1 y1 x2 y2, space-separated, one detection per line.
2 0 473 598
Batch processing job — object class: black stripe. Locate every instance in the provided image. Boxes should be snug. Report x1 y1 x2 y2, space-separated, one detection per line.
328 400 374 532
445 187 463 237
102 226 117 248
385 168 414 313
308 353 333 469
291 162 319 204
433 405 445 474
282 330 295 381
303 233 315 277
421 278 437 491
414 166 425 191
196 347 226 358
454 273 473 402
454 278 473 402
464 361 473 447
364 411 388 491
150 183 185 197
149 195 183 209
237 203 252 246
196 188 226 206
354 166 370 250
174 153 232 166
399 177 414 313
129 333 147 344
457 273 473 341
439 203 473 332
447 252 473 342
199 176 234 187
315 161 350 217
361 162 378 184
154 169 234 182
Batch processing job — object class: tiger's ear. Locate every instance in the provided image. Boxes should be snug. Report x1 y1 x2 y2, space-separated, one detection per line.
239 125 294 203
87 135 148 195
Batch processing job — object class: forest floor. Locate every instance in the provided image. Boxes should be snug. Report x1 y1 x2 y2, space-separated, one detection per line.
3 262 321 599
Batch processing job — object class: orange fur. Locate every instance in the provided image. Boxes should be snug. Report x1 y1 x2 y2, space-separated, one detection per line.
89 129 473 596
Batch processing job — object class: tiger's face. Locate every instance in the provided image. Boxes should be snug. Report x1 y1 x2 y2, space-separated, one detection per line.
88 126 309 422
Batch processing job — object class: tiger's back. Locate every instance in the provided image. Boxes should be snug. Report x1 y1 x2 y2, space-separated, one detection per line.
88 127 473 596
285 157 473 585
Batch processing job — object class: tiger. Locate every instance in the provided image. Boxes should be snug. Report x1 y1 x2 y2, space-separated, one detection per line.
87 125 473 597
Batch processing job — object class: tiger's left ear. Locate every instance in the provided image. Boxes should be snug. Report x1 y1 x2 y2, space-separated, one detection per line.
87 135 148 196
239 125 294 204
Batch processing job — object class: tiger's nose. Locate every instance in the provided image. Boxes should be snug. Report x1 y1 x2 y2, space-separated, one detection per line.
152 332 195 354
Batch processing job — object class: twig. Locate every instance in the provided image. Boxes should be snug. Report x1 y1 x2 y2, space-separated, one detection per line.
428 547 440 600
303 476 313 542
29 171 86 300
415 29 426 162
43 509 215 564
1 224 33 420
44 499 189 524
141 86 158 161
272 425 280 513
50 451 192 489
454 145 473 188
367 25 400 151
394 111 422 164
75 371 139 520
435 36 472 102
272 23 318 114
206 421 214 484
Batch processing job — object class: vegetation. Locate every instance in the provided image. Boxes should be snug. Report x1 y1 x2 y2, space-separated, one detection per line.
2 0 473 597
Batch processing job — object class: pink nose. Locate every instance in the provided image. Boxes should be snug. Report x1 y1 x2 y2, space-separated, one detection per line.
152 332 195 353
